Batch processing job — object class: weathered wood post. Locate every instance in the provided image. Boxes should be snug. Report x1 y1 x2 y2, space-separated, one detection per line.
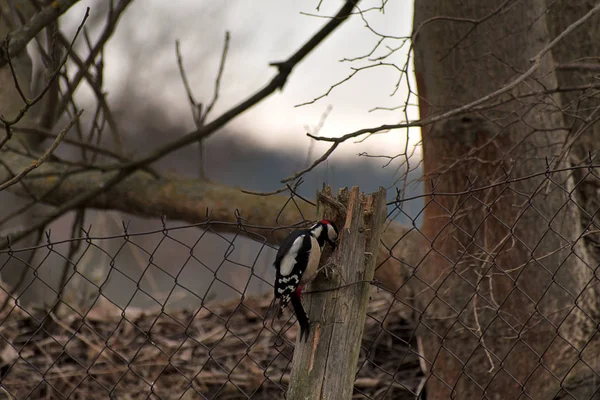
287 185 387 399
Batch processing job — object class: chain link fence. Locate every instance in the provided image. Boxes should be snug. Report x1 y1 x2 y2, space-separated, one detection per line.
0 193 423 399
383 164 600 399
1 165 599 399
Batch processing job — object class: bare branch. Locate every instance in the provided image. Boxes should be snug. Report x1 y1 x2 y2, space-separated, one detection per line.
556 62 600 71
55 31 124 155
117 0 357 168
11 125 130 163
0 7 90 127
101 1 361 173
0 109 82 192
54 0 133 121
287 0 600 184
296 62 404 107
201 31 230 124
281 142 339 183
176 31 230 179
3 36 29 103
0 0 80 68
175 39 200 122
241 186 289 196
282 0 600 189
0 0 361 253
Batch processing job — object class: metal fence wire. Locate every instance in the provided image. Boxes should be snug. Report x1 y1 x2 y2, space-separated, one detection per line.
1 166 599 399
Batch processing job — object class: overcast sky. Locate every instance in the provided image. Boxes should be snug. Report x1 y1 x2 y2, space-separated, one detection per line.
64 0 420 167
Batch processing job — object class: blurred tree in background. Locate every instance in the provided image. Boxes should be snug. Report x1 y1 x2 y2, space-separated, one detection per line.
2 0 600 398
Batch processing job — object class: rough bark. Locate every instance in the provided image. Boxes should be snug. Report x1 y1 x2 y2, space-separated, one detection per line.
545 1 600 394
413 0 596 398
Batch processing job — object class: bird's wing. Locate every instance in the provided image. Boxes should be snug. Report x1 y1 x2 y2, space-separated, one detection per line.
274 229 306 267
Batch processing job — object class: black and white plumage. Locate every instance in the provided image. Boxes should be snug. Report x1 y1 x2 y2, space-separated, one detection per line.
273 219 339 342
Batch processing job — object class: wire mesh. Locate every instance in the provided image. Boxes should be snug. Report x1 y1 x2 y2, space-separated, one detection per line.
1 167 600 399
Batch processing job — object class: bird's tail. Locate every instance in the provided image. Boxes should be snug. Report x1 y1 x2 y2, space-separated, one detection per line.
290 293 310 342
276 294 290 319
276 302 284 319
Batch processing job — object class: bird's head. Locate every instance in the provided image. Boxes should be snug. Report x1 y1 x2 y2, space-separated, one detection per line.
310 219 339 249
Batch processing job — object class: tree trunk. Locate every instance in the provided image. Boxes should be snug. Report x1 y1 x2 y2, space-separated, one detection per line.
413 0 598 398
544 1 600 395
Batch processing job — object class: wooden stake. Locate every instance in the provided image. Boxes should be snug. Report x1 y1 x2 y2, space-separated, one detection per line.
287 186 387 400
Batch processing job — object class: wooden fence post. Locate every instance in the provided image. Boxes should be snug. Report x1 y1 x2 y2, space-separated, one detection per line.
287 185 387 399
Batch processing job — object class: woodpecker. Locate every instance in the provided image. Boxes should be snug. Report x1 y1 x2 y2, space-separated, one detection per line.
273 219 339 342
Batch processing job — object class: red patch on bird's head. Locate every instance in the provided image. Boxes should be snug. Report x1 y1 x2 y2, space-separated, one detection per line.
320 219 332 225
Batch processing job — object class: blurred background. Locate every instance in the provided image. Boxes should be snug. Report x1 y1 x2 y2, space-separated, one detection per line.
1 0 423 311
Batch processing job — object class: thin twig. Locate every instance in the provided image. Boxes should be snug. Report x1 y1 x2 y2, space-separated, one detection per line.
284 1 600 183
0 7 90 127
0 0 363 248
11 126 131 163
295 62 402 107
0 0 80 68
54 0 132 122
176 31 230 180
241 187 289 196
0 110 82 192
175 39 200 121
55 31 124 155
105 0 359 173
201 31 230 125
388 163 600 205
280 142 339 183
3 37 29 103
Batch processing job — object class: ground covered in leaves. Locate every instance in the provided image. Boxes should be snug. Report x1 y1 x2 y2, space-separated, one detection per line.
0 291 422 399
